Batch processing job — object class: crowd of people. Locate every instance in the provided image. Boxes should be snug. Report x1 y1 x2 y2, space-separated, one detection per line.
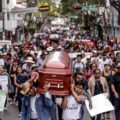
0 21 120 120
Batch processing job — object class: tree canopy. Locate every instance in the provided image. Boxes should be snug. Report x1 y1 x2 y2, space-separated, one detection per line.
110 0 120 13
61 0 105 14
36 0 59 17
61 0 120 14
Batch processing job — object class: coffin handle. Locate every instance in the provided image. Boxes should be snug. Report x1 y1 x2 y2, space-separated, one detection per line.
48 83 51 87
57 84 60 88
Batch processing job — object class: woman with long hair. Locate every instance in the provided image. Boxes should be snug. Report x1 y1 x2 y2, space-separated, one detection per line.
9 58 19 103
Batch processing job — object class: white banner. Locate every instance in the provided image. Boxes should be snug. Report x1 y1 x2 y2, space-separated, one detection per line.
85 93 114 117
0 76 8 93
0 90 6 111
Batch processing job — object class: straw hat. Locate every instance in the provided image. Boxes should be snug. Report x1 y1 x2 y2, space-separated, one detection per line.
25 57 35 64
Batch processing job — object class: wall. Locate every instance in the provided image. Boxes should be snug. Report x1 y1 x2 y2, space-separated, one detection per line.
1 0 27 40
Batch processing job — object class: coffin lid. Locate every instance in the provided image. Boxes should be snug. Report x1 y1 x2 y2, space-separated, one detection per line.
45 52 70 69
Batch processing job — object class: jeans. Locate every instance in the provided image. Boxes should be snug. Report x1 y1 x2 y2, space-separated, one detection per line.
17 93 23 113
114 98 120 120
50 103 58 120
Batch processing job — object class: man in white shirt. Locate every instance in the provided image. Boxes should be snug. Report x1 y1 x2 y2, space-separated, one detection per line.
73 54 85 73
98 53 112 72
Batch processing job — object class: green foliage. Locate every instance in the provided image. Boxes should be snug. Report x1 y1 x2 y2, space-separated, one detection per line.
61 0 74 14
61 0 105 30
61 0 105 14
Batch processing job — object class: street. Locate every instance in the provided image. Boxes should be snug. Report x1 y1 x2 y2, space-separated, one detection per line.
0 103 19 120
0 0 120 120
0 103 116 120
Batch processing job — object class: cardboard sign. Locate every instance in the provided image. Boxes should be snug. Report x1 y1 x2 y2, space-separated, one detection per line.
0 76 8 93
0 90 6 111
85 93 114 117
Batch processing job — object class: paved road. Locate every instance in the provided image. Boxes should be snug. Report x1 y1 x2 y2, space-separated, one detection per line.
0 103 116 120
0 103 19 120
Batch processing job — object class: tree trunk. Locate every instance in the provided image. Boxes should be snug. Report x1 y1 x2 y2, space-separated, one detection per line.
110 0 120 14
103 12 107 34
118 13 120 25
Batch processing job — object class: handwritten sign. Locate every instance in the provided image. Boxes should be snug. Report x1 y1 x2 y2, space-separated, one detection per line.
0 76 8 93
85 93 114 117
0 90 6 111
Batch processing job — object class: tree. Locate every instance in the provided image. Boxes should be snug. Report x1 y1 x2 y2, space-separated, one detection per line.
36 0 59 16
110 0 120 13
61 0 105 14
24 0 60 33
110 0 120 25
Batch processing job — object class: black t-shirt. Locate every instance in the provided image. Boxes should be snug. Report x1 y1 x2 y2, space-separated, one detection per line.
17 73 28 94
111 73 120 93
17 73 28 84
94 80 104 95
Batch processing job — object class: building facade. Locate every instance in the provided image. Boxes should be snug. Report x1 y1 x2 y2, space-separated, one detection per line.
0 0 27 40
27 0 37 7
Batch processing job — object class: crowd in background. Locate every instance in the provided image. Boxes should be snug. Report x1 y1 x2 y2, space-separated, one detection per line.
0 22 120 120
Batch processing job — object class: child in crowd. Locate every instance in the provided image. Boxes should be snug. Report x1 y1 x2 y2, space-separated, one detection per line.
62 81 86 120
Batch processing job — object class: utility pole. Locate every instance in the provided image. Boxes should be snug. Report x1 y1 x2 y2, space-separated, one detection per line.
2 3 5 40
111 8 115 36
2 12 5 39
0 11 5 40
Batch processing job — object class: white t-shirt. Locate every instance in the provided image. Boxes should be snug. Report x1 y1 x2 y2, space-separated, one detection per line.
0 59 4 66
30 95 38 119
73 61 85 73
62 95 82 120
98 58 112 72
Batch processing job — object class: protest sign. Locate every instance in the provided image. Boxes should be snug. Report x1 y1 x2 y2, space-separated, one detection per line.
0 76 8 93
0 90 6 111
85 93 114 117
